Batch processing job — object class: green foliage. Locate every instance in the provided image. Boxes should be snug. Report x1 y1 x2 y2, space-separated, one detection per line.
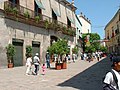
72 46 79 54
4 5 13 12
62 26 66 33
100 46 107 52
44 19 49 29
82 33 101 53
48 39 69 56
35 16 40 23
6 44 16 63
5 6 18 15
26 45 32 58
24 11 30 19
12 7 18 15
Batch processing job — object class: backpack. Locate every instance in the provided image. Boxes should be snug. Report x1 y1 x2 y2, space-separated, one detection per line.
33 56 39 64
103 70 119 90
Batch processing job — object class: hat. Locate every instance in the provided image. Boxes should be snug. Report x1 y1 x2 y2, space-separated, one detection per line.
35 53 39 56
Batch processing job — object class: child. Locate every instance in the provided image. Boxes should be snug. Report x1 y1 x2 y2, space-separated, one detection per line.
42 64 46 75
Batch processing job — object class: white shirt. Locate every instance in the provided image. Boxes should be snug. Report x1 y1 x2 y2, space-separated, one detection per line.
33 56 40 65
26 57 32 66
104 69 120 90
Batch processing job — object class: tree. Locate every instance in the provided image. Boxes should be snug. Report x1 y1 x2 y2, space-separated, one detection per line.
6 44 16 63
48 38 69 63
26 45 32 58
72 46 79 54
100 46 107 52
48 39 69 55
82 33 101 53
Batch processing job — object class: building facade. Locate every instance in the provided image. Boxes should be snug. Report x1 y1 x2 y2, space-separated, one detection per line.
75 14 83 57
78 12 91 34
0 0 77 68
105 9 120 55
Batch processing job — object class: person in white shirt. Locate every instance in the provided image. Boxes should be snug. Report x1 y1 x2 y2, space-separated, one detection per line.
33 53 40 75
103 57 120 90
26 55 32 75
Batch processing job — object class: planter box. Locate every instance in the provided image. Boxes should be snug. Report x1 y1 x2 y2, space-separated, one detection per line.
55 63 61 70
61 62 67 69
8 63 13 68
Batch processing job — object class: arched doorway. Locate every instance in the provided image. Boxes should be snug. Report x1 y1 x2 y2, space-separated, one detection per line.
50 36 58 46
50 36 58 62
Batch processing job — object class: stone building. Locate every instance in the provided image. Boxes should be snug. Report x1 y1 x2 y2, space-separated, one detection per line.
105 9 120 55
78 12 91 34
75 14 83 57
0 0 77 68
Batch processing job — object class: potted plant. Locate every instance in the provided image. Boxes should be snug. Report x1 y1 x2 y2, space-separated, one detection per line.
26 45 32 58
12 7 18 15
35 16 40 23
6 44 15 68
48 38 69 70
24 11 30 19
44 19 49 29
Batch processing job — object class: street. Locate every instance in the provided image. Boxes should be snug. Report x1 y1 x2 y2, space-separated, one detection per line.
0 57 112 90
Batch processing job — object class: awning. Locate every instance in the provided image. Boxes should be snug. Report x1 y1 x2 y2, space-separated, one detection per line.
52 8 60 17
35 0 45 10
67 15 74 24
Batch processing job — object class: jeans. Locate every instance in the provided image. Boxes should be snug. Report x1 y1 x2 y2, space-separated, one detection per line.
34 65 39 75
46 61 50 68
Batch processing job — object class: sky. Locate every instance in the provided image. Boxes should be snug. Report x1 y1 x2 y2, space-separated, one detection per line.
68 0 120 39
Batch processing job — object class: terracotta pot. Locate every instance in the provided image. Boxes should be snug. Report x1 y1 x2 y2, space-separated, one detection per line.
55 63 61 70
61 62 67 69
8 63 13 68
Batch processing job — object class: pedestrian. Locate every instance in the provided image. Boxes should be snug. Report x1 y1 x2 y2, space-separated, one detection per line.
46 52 50 68
42 64 46 75
67 54 71 63
96 52 100 61
33 53 40 75
87 53 92 62
72 53 75 63
103 57 120 90
26 54 32 75
81 52 84 60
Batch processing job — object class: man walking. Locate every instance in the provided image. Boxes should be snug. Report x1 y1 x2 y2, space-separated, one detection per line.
46 52 50 68
33 53 40 75
103 57 120 90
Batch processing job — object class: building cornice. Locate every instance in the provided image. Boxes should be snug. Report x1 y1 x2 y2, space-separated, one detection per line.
104 9 120 30
79 15 91 24
59 0 77 11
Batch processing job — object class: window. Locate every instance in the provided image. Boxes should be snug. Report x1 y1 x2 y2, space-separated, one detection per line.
34 1 42 16
67 17 71 27
9 0 19 4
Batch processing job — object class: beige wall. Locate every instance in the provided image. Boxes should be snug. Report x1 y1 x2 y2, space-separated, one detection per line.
0 0 76 68
0 0 76 28
105 10 120 53
79 16 91 34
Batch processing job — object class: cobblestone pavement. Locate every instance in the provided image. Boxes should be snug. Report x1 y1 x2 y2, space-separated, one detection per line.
0 57 112 90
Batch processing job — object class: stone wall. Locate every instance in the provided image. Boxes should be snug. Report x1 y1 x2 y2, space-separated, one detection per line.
0 11 75 68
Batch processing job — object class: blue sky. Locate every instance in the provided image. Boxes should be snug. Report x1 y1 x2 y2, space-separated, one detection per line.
68 0 120 39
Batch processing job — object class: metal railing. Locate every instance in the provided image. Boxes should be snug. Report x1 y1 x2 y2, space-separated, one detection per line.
4 1 76 36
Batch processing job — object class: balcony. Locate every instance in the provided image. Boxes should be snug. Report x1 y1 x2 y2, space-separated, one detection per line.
4 1 75 36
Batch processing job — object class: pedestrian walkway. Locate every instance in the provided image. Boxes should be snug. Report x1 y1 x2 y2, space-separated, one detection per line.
0 57 111 90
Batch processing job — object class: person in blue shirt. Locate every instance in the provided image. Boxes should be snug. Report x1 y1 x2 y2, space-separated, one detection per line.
46 52 50 68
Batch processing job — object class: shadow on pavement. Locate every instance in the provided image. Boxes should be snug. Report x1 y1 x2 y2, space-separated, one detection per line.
58 57 112 90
